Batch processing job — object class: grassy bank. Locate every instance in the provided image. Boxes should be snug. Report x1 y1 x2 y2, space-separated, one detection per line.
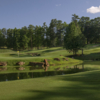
0 44 100 99
0 70 100 100
0 47 82 73
0 44 100 72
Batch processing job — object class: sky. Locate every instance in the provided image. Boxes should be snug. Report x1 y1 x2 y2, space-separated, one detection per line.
0 0 100 29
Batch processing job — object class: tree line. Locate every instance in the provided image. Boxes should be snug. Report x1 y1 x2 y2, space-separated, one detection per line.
0 14 100 51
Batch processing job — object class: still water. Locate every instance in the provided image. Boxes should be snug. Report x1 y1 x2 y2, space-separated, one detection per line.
0 66 84 82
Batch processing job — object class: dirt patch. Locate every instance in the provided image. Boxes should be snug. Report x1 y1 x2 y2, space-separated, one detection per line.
16 62 25 66
16 67 25 71
0 62 7 66
29 62 44 67
54 58 60 61
0 67 7 71
27 53 40 56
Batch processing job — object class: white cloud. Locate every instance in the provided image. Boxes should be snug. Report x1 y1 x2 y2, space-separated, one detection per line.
56 4 61 6
87 6 100 14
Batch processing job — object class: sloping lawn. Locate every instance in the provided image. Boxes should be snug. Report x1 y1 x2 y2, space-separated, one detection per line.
0 70 100 100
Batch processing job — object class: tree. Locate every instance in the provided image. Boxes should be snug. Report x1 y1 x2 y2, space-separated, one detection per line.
20 26 30 50
78 16 90 44
64 22 86 55
2 28 7 38
0 29 5 48
42 22 48 48
6 28 14 48
13 28 20 50
34 25 44 49
48 19 58 47
28 25 35 50
72 14 80 26
56 20 64 46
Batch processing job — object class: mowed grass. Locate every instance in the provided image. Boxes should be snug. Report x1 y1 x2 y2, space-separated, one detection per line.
0 45 100 99
0 70 100 100
0 44 100 72
0 47 82 73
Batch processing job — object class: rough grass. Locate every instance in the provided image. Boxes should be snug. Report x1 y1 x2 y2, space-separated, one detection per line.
0 70 100 100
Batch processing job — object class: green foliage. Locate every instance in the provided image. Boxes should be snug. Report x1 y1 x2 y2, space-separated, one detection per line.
64 22 86 54
20 26 30 50
0 29 5 48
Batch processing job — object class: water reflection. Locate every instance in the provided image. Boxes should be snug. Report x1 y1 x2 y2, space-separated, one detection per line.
0 65 84 82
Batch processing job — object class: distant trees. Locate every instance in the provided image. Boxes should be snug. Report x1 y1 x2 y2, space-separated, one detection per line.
1 19 66 50
0 14 100 51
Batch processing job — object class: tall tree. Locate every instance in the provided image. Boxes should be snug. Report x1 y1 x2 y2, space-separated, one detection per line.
28 25 35 50
6 28 14 48
2 28 7 38
56 20 63 46
64 22 86 55
78 16 90 44
13 28 20 50
34 25 44 49
20 26 29 50
42 22 48 47
48 19 58 47
72 14 80 26
0 29 5 48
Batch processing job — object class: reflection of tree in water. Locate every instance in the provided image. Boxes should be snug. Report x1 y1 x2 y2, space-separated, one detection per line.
0 64 85 82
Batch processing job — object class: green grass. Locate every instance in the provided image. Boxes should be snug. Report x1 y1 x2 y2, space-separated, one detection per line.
1 44 100 99
0 44 100 73
0 70 100 100
0 47 82 73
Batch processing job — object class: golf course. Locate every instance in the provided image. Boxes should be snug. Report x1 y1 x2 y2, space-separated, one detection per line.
1 0 100 99
0 44 100 100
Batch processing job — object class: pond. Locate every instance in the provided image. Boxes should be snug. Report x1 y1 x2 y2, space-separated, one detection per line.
0 64 84 82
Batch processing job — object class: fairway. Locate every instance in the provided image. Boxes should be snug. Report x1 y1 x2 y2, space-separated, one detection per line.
0 45 100 100
0 70 100 100
1 1 100 99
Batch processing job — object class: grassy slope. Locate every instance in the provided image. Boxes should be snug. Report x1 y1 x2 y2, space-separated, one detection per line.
0 47 82 73
0 44 100 99
0 70 100 100
1 44 100 72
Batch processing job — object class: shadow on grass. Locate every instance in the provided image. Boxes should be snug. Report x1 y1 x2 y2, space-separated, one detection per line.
19 70 100 100
75 53 100 60
41 48 63 53
66 52 100 66
10 54 39 57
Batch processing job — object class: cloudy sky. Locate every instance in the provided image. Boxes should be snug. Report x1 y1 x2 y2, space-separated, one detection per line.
0 0 100 29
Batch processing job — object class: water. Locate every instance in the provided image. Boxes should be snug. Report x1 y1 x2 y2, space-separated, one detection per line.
0 64 84 82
